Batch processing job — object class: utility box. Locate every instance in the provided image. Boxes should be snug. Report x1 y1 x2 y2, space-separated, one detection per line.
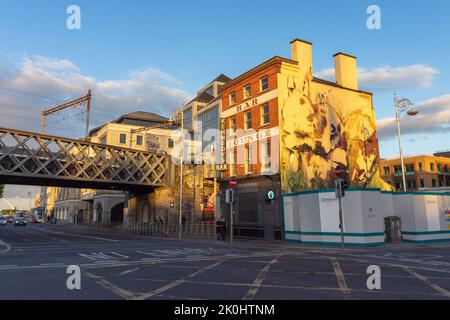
385 216 402 243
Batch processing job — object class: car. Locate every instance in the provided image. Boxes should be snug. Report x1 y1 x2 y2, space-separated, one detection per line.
0 216 6 226
14 217 27 226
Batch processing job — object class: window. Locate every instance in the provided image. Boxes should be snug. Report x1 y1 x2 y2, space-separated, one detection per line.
394 165 402 174
438 163 443 173
245 146 252 174
430 163 435 172
244 84 251 99
261 141 271 171
407 180 416 189
229 150 236 176
418 162 423 172
100 135 107 145
168 138 174 149
260 76 269 92
261 103 269 125
395 182 401 190
229 92 237 106
119 133 127 144
432 179 437 188
406 164 415 173
136 135 143 146
230 116 236 133
245 111 252 130
383 167 390 176
445 165 449 174
420 179 425 188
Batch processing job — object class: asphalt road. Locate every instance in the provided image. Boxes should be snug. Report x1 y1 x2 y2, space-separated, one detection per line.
1 223 450 300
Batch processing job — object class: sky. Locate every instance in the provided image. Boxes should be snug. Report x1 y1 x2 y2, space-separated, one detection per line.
0 0 450 203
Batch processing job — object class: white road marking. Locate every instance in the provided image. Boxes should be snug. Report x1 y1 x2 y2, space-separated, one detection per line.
242 255 281 300
0 240 11 254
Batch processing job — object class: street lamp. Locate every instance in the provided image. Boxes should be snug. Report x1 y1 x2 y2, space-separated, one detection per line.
394 94 419 192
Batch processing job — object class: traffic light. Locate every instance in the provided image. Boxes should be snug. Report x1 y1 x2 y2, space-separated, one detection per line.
335 179 349 198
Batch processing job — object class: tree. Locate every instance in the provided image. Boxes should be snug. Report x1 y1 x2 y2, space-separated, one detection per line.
0 184 4 198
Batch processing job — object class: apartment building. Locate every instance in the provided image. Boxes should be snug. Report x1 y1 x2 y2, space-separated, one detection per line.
380 153 450 190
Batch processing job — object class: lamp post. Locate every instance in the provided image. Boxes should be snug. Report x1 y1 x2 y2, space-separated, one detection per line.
394 94 418 192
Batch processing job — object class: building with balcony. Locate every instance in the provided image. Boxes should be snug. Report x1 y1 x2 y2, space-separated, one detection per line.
380 154 450 191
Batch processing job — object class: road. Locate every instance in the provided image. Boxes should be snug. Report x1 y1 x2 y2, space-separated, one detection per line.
1 223 450 300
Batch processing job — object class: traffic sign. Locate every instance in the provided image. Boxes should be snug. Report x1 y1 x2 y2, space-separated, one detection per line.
335 165 344 177
229 177 237 188
267 190 275 200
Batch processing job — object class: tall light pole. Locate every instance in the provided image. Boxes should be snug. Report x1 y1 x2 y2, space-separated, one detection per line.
394 94 418 191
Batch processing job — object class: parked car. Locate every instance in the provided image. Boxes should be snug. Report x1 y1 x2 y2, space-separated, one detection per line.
14 217 27 226
0 216 6 226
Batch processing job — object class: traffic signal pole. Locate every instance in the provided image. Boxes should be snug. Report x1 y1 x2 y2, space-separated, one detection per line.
338 182 344 248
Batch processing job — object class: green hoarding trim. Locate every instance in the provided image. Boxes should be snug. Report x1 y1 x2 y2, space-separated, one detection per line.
282 188 381 198
285 231 385 237
402 238 450 244
402 230 450 235
284 239 385 247
381 190 450 196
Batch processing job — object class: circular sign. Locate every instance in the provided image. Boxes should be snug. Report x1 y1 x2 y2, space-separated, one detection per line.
267 190 275 200
335 165 344 177
229 177 237 188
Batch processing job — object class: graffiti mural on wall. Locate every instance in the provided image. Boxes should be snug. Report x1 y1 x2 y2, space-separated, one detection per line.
280 72 387 194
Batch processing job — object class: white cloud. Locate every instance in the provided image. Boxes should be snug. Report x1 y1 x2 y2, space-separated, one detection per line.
315 65 438 92
0 55 192 137
377 94 450 140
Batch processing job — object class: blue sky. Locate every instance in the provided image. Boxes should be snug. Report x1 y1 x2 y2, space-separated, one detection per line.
0 0 449 161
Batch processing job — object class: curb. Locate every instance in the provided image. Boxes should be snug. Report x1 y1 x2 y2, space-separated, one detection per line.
0 240 11 254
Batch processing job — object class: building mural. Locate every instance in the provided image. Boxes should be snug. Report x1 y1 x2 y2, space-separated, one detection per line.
278 52 387 193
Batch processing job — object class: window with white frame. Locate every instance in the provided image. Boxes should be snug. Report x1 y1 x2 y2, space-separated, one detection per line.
244 84 251 99
245 111 252 130
260 76 269 92
229 91 237 106
261 103 269 125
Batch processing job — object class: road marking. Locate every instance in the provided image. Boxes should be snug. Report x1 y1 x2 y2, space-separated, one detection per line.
133 260 223 300
0 264 18 269
403 267 450 298
85 272 137 300
242 255 281 300
330 257 351 295
0 240 11 254
118 267 139 276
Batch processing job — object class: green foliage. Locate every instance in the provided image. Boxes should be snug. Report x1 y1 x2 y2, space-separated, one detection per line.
0 184 4 198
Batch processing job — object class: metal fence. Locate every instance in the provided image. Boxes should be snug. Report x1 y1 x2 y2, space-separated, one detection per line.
88 222 216 240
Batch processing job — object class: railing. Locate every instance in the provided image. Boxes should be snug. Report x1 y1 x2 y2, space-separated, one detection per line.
0 127 169 189
88 222 216 240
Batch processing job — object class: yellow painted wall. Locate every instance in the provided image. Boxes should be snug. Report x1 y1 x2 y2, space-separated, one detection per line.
277 61 388 193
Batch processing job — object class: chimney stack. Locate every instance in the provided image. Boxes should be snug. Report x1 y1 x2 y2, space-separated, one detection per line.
290 38 313 78
333 52 358 90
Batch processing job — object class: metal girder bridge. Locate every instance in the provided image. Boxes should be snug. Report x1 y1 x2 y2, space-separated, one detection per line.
0 128 170 192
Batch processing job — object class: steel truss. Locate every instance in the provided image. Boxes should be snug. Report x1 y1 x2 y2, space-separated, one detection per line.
0 128 169 190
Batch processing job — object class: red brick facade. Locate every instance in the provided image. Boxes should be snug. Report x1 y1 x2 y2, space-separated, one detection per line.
221 59 283 178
